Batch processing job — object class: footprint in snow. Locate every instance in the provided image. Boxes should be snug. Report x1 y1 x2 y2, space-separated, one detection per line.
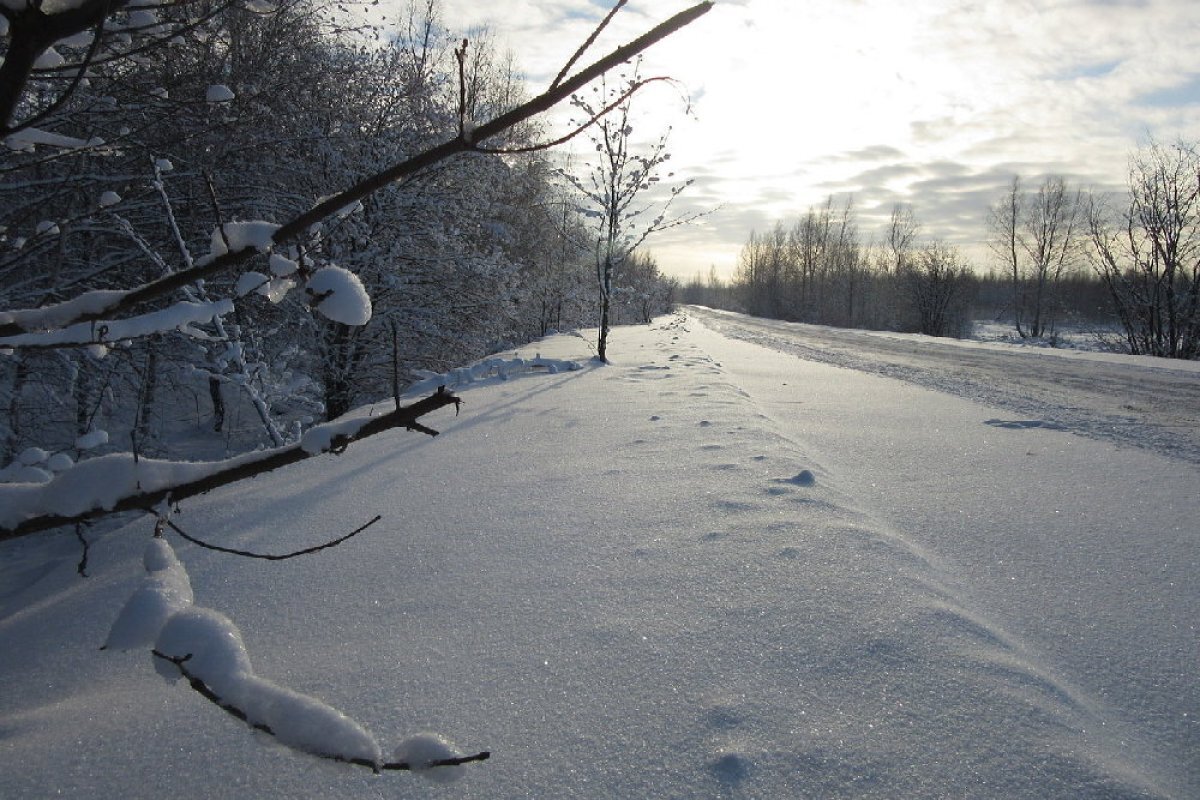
771 470 816 487
704 703 743 731
710 751 751 783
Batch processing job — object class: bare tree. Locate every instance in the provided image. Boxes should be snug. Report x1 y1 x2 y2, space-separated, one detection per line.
903 241 971 338
562 55 697 361
1087 139 1200 359
886 203 920 275
989 175 1084 339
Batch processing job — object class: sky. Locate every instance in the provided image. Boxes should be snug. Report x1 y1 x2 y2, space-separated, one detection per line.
381 0 1200 280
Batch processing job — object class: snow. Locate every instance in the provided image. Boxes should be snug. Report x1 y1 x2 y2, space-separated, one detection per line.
154 607 383 766
299 413 375 455
17 446 49 466
3 128 107 153
235 270 294 303
0 310 1196 798
393 733 469 783
206 84 236 103
304 266 371 326
75 429 109 450
0 288 126 331
98 190 122 208
104 538 194 650
0 298 234 348
0 447 279 530
33 47 66 70
204 221 279 260
268 253 298 276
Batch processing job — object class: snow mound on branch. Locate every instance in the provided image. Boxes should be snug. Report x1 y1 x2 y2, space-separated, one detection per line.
305 267 371 326
0 448 268 530
75 429 108 450
207 221 279 258
104 538 194 650
269 253 298 276
46 453 74 472
98 191 122 208
154 607 383 766
18 447 49 466
206 84 236 103
394 733 468 783
236 271 294 303
0 299 234 348
300 414 373 455
34 47 66 69
235 271 270 297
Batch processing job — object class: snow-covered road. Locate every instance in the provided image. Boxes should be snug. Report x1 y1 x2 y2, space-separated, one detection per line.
690 306 1200 465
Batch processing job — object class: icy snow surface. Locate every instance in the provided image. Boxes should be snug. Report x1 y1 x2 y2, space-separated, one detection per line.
0 310 1196 798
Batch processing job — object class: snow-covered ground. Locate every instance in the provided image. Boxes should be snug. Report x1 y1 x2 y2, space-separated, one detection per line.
1 309 1196 798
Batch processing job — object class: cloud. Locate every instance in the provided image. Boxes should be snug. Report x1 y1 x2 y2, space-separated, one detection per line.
374 0 1200 279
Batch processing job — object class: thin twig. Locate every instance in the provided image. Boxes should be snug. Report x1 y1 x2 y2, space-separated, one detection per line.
477 77 676 155
74 522 91 577
551 0 628 90
161 515 382 561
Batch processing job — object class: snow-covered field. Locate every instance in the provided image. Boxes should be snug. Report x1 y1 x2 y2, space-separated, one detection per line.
1 309 1196 798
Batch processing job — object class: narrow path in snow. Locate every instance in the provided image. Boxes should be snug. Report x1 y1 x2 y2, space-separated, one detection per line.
690 306 1200 464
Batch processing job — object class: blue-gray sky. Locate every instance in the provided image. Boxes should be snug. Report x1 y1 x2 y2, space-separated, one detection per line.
386 0 1200 279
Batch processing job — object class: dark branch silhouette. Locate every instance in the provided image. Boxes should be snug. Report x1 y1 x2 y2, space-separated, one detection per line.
162 515 382 561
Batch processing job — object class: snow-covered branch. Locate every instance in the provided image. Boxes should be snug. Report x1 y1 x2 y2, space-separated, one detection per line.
0 386 462 539
106 535 487 777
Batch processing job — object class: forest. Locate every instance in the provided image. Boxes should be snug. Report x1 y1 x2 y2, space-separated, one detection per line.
0 0 683 469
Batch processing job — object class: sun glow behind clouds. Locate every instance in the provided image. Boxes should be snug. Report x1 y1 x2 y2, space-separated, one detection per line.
380 0 1200 279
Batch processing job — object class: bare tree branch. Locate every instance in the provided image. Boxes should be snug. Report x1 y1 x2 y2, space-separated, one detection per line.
550 0 627 91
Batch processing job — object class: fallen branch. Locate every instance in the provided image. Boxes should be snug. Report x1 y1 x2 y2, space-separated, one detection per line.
0 387 461 540
151 650 491 774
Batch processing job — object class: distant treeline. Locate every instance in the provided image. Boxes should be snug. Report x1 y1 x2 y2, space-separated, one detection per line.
683 140 1200 359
